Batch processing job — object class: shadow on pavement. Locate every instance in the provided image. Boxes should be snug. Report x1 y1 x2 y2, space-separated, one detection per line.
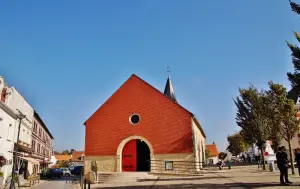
44 176 80 182
142 176 229 182
92 182 300 189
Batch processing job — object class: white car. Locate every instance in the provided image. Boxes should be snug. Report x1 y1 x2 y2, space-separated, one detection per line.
60 167 71 176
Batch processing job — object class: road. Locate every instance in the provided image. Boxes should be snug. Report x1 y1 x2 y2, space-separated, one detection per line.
30 178 74 189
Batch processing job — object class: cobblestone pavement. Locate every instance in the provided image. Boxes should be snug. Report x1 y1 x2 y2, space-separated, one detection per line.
89 166 300 189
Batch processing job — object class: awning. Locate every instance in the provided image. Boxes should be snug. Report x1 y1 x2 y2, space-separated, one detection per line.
20 157 40 165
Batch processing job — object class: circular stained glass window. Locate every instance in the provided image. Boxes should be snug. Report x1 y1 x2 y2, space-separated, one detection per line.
130 114 140 125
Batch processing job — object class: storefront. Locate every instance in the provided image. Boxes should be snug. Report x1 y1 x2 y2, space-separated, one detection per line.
18 157 39 179
0 152 13 186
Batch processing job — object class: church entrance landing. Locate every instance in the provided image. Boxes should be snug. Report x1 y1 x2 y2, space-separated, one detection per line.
122 139 150 172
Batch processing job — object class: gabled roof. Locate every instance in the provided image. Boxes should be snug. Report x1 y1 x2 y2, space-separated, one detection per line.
71 151 85 161
83 74 206 137
206 143 219 157
164 76 177 102
84 74 192 125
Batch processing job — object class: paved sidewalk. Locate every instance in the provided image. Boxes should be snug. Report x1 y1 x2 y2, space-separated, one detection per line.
87 166 300 189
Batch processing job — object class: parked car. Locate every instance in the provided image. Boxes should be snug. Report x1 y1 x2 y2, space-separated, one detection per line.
60 167 71 176
71 165 84 176
69 165 75 171
46 168 63 179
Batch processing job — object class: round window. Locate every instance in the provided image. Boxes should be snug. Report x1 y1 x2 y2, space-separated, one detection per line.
130 114 140 125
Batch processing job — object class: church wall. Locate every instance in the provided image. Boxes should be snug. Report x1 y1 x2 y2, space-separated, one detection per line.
192 118 206 170
85 75 194 156
84 153 195 173
151 153 194 173
84 75 207 174
84 156 118 173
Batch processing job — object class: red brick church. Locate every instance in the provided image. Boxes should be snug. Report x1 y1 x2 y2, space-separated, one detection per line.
84 74 206 173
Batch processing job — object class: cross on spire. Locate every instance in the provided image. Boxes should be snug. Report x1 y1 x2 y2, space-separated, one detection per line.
164 66 177 103
166 66 171 73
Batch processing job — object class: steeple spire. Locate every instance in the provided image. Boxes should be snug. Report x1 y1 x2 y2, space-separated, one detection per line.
164 76 177 102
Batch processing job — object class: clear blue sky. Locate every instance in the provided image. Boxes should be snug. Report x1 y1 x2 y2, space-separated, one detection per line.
0 0 298 152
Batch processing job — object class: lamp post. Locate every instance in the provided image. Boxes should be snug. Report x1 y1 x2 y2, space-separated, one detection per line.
9 110 26 189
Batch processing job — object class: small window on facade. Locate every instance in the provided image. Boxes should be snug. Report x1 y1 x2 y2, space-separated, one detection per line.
130 114 140 125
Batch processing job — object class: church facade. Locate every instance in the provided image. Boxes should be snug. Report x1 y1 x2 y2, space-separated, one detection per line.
84 74 206 173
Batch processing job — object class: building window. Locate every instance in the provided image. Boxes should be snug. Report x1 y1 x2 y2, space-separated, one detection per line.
37 144 40 153
32 140 36 152
129 114 140 125
39 128 42 138
7 124 12 141
33 122 37 133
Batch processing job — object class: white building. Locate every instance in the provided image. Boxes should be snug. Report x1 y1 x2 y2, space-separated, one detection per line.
49 155 57 167
0 77 36 179
206 142 219 165
0 100 17 185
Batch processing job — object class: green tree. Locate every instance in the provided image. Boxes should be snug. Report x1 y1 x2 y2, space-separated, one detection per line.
218 152 227 160
234 85 271 170
264 82 286 152
62 150 70 155
70 149 75 155
58 160 70 168
282 99 300 175
227 132 248 156
205 150 211 158
287 1 300 91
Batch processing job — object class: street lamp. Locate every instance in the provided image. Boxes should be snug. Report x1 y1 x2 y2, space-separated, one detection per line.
9 110 26 189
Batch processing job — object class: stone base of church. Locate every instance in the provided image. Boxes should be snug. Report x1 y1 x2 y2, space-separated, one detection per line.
84 153 201 174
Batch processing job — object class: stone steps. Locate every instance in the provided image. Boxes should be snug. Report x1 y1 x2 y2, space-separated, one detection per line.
96 172 158 184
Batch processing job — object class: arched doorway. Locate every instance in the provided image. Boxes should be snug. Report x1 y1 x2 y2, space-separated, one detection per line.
122 139 150 172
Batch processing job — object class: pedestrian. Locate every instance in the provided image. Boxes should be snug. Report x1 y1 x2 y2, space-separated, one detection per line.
255 154 262 169
224 151 232 169
247 154 251 163
295 148 300 176
242 154 246 163
276 146 292 185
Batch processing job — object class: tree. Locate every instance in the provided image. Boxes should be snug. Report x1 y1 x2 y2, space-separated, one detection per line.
70 149 75 155
287 1 300 91
282 99 300 175
218 152 227 160
54 151 61 155
234 85 271 170
205 150 211 159
62 150 70 155
58 160 70 168
264 82 286 152
226 132 248 156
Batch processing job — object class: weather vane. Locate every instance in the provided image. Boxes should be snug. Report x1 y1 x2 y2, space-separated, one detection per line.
166 66 171 73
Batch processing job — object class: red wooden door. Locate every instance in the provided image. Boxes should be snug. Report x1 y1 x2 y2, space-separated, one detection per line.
122 140 137 172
